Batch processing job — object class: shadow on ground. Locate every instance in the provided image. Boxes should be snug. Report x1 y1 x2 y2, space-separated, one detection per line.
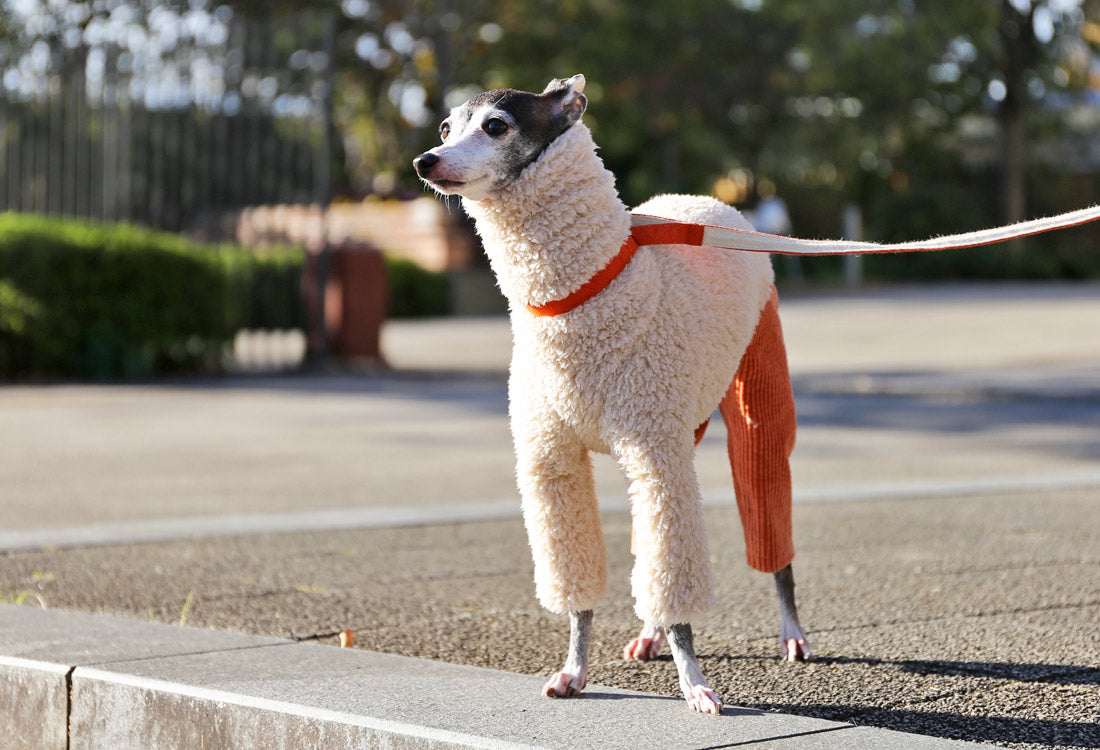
752 705 1100 749
732 655 1100 749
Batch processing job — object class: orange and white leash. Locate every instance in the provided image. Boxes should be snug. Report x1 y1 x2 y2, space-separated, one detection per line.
630 205 1100 256
525 205 1100 317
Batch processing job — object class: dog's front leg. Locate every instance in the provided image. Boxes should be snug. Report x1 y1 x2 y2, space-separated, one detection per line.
615 437 714 633
669 623 723 714
774 564 813 661
615 436 721 713
543 609 592 698
515 429 607 617
512 410 607 698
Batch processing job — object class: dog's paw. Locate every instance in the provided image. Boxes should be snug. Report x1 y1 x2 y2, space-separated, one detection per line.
623 624 665 660
683 684 723 715
783 636 813 662
543 671 586 698
623 635 661 660
779 614 813 662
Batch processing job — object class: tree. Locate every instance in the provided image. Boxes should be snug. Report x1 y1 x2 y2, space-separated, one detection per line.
4 0 1095 260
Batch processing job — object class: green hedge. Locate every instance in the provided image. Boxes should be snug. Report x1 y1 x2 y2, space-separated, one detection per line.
0 213 304 379
383 254 450 318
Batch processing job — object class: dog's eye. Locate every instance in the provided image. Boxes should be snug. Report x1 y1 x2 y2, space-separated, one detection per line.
483 118 508 137
439 122 451 141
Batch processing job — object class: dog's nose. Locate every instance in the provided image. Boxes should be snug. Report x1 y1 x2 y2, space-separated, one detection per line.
413 152 439 178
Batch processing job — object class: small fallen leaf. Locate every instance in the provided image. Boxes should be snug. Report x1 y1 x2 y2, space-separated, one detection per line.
295 584 329 595
179 590 196 626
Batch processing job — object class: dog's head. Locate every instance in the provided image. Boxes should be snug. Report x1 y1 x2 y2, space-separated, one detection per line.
413 75 587 201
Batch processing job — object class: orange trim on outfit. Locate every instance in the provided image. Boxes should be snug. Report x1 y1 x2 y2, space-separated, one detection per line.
525 221 705 317
528 225 797 575
525 236 640 317
631 221 706 248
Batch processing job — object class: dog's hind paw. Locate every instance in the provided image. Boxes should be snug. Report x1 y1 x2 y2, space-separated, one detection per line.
783 636 813 662
684 684 723 715
543 671 586 698
623 635 661 661
623 624 665 660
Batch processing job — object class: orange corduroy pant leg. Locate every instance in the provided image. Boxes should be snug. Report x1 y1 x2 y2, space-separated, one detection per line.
718 286 797 573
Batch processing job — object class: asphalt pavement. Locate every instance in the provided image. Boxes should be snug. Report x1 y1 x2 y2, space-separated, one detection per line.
1 282 1098 749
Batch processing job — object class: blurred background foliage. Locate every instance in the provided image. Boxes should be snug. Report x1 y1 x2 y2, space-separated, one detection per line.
2 0 1099 279
333 0 1100 229
0 213 304 378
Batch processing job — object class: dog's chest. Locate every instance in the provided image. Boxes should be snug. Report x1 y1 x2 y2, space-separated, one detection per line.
508 266 691 451
508 317 639 450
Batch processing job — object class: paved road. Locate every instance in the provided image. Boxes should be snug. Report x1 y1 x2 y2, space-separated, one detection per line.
1 283 1098 749
3 283 1099 538
2 368 1097 550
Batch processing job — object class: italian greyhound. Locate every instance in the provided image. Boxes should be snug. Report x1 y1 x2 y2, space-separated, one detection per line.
414 75 811 714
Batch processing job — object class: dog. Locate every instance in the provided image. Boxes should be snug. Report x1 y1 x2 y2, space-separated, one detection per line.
414 75 811 714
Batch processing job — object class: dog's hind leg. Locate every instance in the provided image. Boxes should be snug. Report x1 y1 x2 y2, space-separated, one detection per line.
544 609 592 697
669 623 723 714
720 286 812 661
775 564 813 661
626 577 811 664
623 622 665 660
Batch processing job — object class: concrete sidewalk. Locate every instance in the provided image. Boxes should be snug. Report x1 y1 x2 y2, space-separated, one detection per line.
2 604 996 750
3 486 1096 749
1 283 1098 749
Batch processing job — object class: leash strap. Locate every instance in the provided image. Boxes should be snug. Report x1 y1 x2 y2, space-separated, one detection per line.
524 204 1100 317
630 205 1100 256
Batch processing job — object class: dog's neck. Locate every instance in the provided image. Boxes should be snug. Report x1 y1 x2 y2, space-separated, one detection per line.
462 123 632 310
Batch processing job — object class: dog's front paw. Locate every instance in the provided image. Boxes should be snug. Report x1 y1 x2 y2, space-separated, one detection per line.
543 671 586 698
684 684 723 714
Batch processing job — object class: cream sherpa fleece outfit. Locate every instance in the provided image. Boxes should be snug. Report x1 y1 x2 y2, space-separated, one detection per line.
463 121 792 627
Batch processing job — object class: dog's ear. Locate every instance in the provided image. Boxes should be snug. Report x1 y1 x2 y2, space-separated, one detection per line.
541 74 587 127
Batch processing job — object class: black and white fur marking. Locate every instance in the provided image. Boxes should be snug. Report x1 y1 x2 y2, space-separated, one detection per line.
414 77 586 200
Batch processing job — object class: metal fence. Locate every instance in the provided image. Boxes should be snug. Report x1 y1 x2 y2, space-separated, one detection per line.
0 10 334 234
